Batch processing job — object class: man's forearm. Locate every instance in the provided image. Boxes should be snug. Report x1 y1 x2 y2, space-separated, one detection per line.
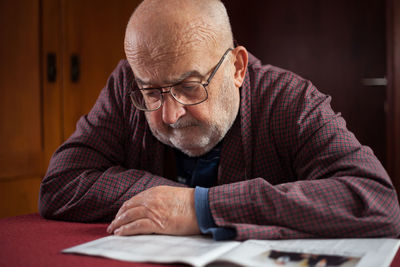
39 164 184 222
209 176 400 240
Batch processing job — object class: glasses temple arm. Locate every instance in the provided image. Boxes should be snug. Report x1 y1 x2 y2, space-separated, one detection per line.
204 48 233 86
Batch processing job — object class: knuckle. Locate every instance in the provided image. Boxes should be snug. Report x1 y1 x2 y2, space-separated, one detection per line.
121 202 129 209
117 213 126 222
118 226 126 235
132 220 141 228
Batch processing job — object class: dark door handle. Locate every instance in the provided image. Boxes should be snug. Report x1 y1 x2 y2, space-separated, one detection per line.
47 53 57 82
71 54 80 83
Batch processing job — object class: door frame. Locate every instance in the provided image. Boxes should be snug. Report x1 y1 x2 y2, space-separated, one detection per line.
386 0 400 193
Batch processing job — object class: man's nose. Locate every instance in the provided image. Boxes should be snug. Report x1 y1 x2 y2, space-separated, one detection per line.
161 94 186 125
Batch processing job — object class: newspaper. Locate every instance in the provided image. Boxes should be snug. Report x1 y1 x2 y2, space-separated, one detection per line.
62 235 400 267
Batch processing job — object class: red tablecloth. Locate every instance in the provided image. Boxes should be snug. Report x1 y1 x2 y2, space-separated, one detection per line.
1 213 400 267
0 213 184 267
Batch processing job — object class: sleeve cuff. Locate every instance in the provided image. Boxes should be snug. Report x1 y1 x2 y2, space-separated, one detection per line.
194 186 236 240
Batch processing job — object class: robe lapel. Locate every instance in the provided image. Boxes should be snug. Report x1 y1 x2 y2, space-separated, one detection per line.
240 67 253 180
218 69 253 184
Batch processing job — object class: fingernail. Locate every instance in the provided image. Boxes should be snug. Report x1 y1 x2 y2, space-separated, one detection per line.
106 225 111 233
114 228 121 235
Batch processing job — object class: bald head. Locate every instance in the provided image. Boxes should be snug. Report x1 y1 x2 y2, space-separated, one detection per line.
124 0 233 68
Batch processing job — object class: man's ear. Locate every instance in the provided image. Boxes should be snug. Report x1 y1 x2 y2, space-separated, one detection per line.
232 46 248 88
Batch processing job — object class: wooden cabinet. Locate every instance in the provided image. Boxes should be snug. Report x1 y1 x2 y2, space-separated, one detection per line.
0 0 140 218
42 0 140 164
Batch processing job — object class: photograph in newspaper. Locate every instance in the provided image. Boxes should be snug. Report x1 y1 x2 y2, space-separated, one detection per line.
262 249 360 267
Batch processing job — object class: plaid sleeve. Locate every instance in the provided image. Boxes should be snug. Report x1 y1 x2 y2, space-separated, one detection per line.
39 60 183 222
209 65 400 240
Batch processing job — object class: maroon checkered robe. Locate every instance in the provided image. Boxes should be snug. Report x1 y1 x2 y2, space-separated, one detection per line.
39 53 400 240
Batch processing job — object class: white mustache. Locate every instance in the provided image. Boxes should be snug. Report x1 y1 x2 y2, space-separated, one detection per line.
168 118 200 129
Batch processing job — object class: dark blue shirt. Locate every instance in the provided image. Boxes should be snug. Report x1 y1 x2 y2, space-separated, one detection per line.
175 143 236 240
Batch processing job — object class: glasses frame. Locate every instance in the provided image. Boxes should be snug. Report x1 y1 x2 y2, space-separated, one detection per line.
130 48 233 111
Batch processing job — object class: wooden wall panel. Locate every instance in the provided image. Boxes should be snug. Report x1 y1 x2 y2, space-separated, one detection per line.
0 0 42 218
0 0 42 179
0 176 42 218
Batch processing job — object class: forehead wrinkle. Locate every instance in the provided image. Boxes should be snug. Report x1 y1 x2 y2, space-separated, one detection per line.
128 45 191 75
128 28 216 66
129 46 204 86
135 70 204 88
125 11 219 61
179 19 218 49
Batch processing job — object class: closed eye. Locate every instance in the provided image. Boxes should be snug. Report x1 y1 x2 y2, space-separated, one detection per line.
142 90 160 99
179 82 200 91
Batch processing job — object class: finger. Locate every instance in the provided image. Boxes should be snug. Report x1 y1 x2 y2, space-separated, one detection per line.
107 206 148 234
114 218 159 236
115 194 145 219
114 200 136 220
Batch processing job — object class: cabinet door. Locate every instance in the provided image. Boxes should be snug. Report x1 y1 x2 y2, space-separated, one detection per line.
0 0 43 217
61 0 141 139
42 0 141 165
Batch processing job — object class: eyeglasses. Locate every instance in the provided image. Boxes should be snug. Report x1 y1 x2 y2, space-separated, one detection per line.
129 48 233 111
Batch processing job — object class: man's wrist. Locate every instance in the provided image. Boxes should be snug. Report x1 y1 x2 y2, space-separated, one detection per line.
194 187 216 232
194 186 236 240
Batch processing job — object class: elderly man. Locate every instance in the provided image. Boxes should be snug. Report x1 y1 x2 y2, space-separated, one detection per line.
39 0 400 241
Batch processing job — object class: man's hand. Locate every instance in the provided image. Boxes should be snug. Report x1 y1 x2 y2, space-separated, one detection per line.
107 186 200 236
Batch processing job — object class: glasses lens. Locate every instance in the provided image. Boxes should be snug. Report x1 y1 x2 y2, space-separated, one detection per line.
172 82 207 105
130 89 161 111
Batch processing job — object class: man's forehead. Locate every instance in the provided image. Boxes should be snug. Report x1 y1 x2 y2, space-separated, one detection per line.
129 48 214 86
134 70 205 86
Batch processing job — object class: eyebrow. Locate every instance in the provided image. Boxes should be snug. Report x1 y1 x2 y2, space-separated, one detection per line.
135 70 205 87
